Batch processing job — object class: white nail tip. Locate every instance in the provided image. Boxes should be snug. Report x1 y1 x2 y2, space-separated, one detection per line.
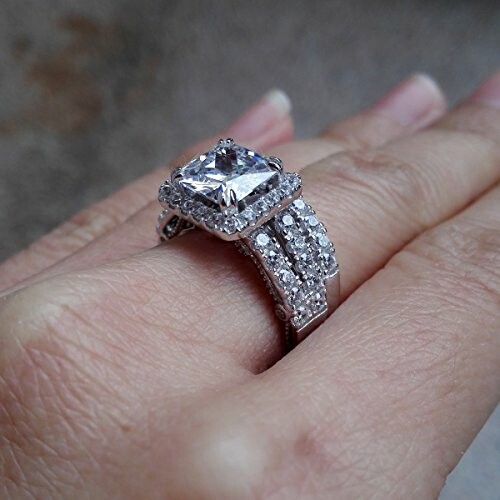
264 88 292 115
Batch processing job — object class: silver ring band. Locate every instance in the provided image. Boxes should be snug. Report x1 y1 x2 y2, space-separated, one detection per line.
156 139 340 349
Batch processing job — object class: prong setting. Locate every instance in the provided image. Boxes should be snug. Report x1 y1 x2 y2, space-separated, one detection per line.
218 137 234 147
268 156 283 173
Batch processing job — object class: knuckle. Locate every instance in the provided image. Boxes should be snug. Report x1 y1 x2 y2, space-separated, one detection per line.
68 202 124 241
438 102 500 148
163 410 271 498
0 307 82 496
311 148 434 229
408 219 500 305
0 283 124 496
323 112 402 150
165 399 368 499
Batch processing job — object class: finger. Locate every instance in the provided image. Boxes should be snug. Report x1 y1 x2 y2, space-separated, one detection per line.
265 73 446 175
4 74 447 295
170 184 500 499
304 71 500 300
12 68 498 359
321 72 446 148
6 186 497 499
0 90 294 290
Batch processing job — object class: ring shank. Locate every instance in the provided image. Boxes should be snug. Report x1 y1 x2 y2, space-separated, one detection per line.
238 196 339 349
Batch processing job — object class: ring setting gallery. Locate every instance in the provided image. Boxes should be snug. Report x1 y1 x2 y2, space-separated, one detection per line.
156 138 340 348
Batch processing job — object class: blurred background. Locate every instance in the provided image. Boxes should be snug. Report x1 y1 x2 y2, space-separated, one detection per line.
0 0 499 497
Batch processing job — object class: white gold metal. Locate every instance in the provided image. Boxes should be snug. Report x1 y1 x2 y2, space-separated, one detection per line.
156 139 340 349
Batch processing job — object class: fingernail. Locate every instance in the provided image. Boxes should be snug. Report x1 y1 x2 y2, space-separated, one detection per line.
371 73 445 127
469 72 500 109
226 89 292 141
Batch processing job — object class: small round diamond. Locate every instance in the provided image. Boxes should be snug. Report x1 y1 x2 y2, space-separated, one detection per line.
224 218 237 234
295 235 307 248
290 173 301 189
282 214 294 226
318 234 330 247
280 179 293 195
267 190 281 205
293 199 306 210
278 268 295 285
192 202 207 220
167 190 182 208
255 233 270 247
234 215 247 231
254 199 270 216
241 208 257 224
181 199 194 214
204 213 216 229
264 248 278 259
213 213 225 229
159 183 171 201
307 215 319 227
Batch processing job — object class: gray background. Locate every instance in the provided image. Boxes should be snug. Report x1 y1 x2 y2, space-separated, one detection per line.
0 0 498 497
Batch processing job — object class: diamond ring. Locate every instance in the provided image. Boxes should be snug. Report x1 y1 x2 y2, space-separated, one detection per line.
156 138 340 348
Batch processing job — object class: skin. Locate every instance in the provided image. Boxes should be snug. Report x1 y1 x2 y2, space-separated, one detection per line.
0 73 499 499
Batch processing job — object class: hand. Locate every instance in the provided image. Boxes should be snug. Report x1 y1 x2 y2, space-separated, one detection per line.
1 73 498 499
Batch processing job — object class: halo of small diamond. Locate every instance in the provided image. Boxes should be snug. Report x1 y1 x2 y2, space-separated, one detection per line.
157 142 338 334
158 171 301 236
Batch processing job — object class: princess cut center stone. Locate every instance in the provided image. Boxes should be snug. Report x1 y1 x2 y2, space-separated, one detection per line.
178 142 278 208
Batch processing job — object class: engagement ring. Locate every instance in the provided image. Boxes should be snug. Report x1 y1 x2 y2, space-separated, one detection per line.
156 138 340 348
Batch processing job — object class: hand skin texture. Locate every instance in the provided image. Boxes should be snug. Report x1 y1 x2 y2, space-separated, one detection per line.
0 73 499 499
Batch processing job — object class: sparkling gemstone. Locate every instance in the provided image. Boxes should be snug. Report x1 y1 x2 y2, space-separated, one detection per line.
290 173 301 189
204 213 216 229
287 236 307 253
317 234 330 247
253 198 271 216
191 202 207 220
213 213 225 229
181 199 194 214
240 207 257 223
307 215 319 227
293 199 306 211
282 214 294 226
234 215 247 231
178 142 278 208
159 183 171 200
267 190 281 204
168 191 182 208
255 233 270 247
279 179 293 197
278 268 295 285
264 248 278 260
224 218 237 234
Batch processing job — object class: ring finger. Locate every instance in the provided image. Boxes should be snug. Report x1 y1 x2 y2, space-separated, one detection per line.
4 72 499 369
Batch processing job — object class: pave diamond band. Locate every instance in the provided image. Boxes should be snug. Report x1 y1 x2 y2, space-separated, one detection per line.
238 197 338 344
156 139 339 348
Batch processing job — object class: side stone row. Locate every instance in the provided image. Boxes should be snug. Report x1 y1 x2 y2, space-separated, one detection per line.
249 197 338 329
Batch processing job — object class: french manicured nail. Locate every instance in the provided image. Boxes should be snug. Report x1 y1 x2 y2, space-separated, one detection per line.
226 89 292 140
469 72 500 109
372 73 445 127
